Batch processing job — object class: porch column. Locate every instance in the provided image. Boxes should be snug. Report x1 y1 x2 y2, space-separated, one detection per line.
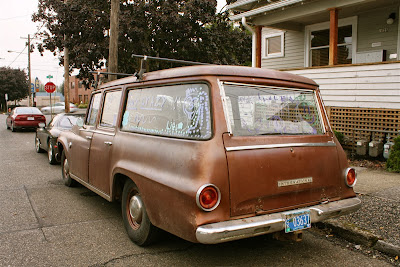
329 8 338 65
255 25 262 68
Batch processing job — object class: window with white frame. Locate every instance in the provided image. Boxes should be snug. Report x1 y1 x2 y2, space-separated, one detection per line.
305 17 357 67
263 32 285 58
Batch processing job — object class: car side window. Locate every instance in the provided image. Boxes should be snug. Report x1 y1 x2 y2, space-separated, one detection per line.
121 83 212 140
86 93 102 126
100 90 122 128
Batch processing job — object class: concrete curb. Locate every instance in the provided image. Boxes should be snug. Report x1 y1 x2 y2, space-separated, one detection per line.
316 220 400 257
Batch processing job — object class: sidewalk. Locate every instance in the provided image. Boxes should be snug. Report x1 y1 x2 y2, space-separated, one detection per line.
318 167 400 257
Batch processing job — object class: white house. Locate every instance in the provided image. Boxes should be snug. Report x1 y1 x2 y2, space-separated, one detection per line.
227 0 400 143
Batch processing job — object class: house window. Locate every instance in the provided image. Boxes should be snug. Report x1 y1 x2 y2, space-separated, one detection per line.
262 32 284 58
84 95 88 103
79 95 83 104
306 17 357 67
310 25 352 66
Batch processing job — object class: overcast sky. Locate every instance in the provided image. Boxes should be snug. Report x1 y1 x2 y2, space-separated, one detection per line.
0 0 227 86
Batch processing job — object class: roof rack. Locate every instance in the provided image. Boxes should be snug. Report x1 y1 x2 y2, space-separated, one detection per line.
89 54 211 89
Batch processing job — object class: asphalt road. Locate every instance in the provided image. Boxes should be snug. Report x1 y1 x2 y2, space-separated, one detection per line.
0 113 393 266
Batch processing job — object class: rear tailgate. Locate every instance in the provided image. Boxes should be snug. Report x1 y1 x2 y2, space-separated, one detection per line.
223 135 341 217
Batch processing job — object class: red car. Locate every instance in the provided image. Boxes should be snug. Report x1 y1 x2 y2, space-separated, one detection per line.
6 107 46 132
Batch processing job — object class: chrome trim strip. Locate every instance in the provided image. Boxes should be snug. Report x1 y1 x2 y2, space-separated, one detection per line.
218 80 233 135
70 173 111 202
314 90 326 134
79 128 115 137
226 142 336 152
196 197 361 244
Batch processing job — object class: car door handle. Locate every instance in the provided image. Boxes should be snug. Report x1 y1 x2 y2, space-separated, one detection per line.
104 141 113 146
86 136 92 140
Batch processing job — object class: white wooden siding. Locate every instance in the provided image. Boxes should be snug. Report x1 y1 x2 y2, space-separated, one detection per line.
261 27 304 69
286 63 400 109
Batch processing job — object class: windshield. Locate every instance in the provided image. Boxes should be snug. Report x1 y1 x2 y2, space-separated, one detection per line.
221 82 324 136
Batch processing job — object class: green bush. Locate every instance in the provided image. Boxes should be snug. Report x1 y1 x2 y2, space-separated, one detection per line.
386 136 400 172
78 103 88 109
334 130 344 145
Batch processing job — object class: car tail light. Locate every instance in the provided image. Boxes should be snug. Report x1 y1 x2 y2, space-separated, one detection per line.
15 115 26 121
345 168 357 187
196 184 221 212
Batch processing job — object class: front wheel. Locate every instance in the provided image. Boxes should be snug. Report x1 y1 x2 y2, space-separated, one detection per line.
48 142 57 165
35 136 44 153
121 180 160 246
61 151 77 187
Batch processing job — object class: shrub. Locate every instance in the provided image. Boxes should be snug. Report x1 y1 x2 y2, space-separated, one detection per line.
386 136 400 172
334 130 344 145
78 103 88 109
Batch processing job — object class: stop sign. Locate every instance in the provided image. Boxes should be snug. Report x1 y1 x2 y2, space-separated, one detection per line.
44 82 56 93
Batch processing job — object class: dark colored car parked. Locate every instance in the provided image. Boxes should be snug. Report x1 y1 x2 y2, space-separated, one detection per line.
35 113 84 164
6 107 46 132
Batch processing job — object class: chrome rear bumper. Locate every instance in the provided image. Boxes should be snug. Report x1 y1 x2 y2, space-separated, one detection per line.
196 197 361 244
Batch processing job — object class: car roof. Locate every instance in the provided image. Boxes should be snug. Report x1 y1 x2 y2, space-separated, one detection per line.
100 65 317 89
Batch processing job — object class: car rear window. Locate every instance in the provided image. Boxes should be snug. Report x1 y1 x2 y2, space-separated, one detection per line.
15 107 42 114
121 83 212 140
220 82 324 136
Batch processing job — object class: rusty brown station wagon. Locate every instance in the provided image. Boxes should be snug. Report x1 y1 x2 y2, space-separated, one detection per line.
57 65 361 246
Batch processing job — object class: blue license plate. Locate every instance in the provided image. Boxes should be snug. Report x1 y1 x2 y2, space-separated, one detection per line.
284 210 311 233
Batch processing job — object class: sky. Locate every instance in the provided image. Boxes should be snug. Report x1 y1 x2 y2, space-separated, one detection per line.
0 0 227 86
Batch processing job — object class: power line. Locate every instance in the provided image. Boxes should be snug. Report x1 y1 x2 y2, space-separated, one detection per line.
0 14 32 21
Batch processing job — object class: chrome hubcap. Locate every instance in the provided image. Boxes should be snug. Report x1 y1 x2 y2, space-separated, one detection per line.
48 144 53 160
63 158 69 177
129 195 143 224
35 138 40 150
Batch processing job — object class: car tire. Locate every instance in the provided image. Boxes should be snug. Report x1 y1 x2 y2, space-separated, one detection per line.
122 179 160 246
11 122 16 132
61 150 77 187
48 142 57 165
35 135 44 153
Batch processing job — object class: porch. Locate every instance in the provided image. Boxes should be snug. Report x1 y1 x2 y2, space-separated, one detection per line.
286 62 400 144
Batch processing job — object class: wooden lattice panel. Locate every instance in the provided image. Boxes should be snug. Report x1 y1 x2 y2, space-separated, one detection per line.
328 107 400 146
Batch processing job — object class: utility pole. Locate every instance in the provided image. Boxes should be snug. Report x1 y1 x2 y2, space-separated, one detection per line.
64 0 70 113
21 34 33 107
108 0 120 81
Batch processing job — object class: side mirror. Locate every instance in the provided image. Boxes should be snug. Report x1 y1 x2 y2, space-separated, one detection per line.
38 122 46 128
76 117 84 127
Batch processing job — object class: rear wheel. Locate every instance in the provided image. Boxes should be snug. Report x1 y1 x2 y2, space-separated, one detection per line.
35 135 44 153
48 142 57 165
61 151 77 187
122 179 160 246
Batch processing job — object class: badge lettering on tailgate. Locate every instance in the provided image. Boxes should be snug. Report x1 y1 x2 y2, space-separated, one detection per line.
278 177 313 187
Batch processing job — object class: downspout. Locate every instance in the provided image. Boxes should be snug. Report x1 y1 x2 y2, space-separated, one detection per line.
242 17 256 68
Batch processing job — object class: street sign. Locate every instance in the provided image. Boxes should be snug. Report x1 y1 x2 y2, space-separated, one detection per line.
31 83 35 93
44 82 56 93
35 77 40 92
46 75 53 79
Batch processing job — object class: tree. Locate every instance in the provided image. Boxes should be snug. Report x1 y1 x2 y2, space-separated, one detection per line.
0 67 29 111
33 0 110 84
33 0 251 83
59 81 65 96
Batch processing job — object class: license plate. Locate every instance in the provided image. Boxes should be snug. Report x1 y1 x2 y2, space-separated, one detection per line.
27 117 34 120
284 210 311 233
